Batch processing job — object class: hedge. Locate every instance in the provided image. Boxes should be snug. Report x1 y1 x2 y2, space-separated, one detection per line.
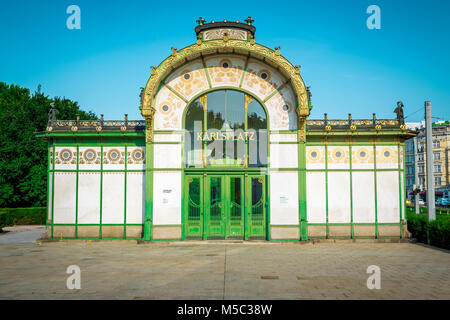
407 212 450 250
0 207 46 231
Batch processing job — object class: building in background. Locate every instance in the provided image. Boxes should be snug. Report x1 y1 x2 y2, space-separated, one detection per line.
405 121 450 201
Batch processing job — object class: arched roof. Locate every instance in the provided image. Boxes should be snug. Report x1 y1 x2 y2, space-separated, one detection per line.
141 39 310 120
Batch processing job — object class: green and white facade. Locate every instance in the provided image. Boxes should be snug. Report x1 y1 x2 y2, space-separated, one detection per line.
38 19 416 241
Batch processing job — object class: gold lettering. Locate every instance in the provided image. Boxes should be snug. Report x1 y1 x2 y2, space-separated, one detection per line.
196 132 203 140
249 132 256 140
237 132 244 140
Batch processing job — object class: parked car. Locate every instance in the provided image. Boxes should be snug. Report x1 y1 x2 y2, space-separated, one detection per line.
419 199 425 206
441 198 450 207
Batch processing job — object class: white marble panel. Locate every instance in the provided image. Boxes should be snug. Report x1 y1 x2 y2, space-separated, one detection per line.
270 144 298 168
269 171 299 225
327 172 351 223
352 172 375 223
306 172 326 223
153 144 182 169
78 172 101 224
53 172 76 224
153 171 182 225
376 171 400 223
126 172 145 224
102 172 125 224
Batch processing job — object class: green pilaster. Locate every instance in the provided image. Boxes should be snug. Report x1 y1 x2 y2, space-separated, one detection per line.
325 143 329 238
99 145 103 238
397 143 403 238
143 140 154 241
51 143 55 239
373 143 378 238
75 145 79 238
299 140 307 240
349 143 354 238
124 145 127 239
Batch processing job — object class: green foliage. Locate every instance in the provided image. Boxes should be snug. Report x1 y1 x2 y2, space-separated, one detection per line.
0 82 96 208
407 212 450 250
0 207 46 231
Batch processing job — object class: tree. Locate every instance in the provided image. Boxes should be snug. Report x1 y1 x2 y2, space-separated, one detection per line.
0 82 97 208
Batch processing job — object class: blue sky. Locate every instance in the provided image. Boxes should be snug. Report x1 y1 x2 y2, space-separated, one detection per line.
0 0 449 122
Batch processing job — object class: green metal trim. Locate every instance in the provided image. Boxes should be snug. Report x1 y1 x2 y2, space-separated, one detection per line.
143 141 153 241
75 146 79 238
349 144 353 238
374 144 378 238
325 143 329 238
99 146 103 238
239 54 250 88
51 143 55 238
39 132 145 138
163 83 189 103
152 141 182 144
397 143 403 238
201 55 213 89
124 146 127 239
45 142 50 231
299 141 307 240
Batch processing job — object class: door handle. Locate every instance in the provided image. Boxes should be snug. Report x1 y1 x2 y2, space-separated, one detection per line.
230 203 233 208
218 203 221 208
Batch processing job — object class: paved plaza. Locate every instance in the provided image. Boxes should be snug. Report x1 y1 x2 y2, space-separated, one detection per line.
0 228 449 300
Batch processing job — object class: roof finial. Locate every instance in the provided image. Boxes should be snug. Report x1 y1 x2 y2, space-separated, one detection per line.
196 17 206 25
245 16 254 25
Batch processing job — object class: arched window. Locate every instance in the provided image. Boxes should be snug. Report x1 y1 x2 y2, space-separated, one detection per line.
184 89 267 168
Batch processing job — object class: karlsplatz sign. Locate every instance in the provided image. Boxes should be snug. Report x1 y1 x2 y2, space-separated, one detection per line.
195 130 257 141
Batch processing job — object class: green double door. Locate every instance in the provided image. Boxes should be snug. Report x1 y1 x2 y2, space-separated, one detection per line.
184 174 267 240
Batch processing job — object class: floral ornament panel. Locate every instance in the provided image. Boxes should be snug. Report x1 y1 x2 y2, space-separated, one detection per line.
127 147 145 165
352 146 374 165
327 146 350 164
154 86 187 130
103 147 125 165
55 147 77 167
242 59 284 99
204 55 246 88
79 148 101 165
306 147 325 164
376 146 398 166
265 85 297 131
165 59 209 101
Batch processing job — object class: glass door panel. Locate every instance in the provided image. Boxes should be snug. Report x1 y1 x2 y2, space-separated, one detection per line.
247 176 266 239
206 176 226 238
227 176 244 238
185 176 203 239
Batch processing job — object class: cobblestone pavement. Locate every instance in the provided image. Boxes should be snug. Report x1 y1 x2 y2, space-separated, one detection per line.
0 238 449 300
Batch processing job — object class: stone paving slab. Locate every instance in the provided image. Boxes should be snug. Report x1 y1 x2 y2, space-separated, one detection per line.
0 241 448 300
0 227 45 244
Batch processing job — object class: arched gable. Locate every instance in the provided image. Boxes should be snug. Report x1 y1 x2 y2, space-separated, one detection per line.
141 40 310 138
152 54 300 131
